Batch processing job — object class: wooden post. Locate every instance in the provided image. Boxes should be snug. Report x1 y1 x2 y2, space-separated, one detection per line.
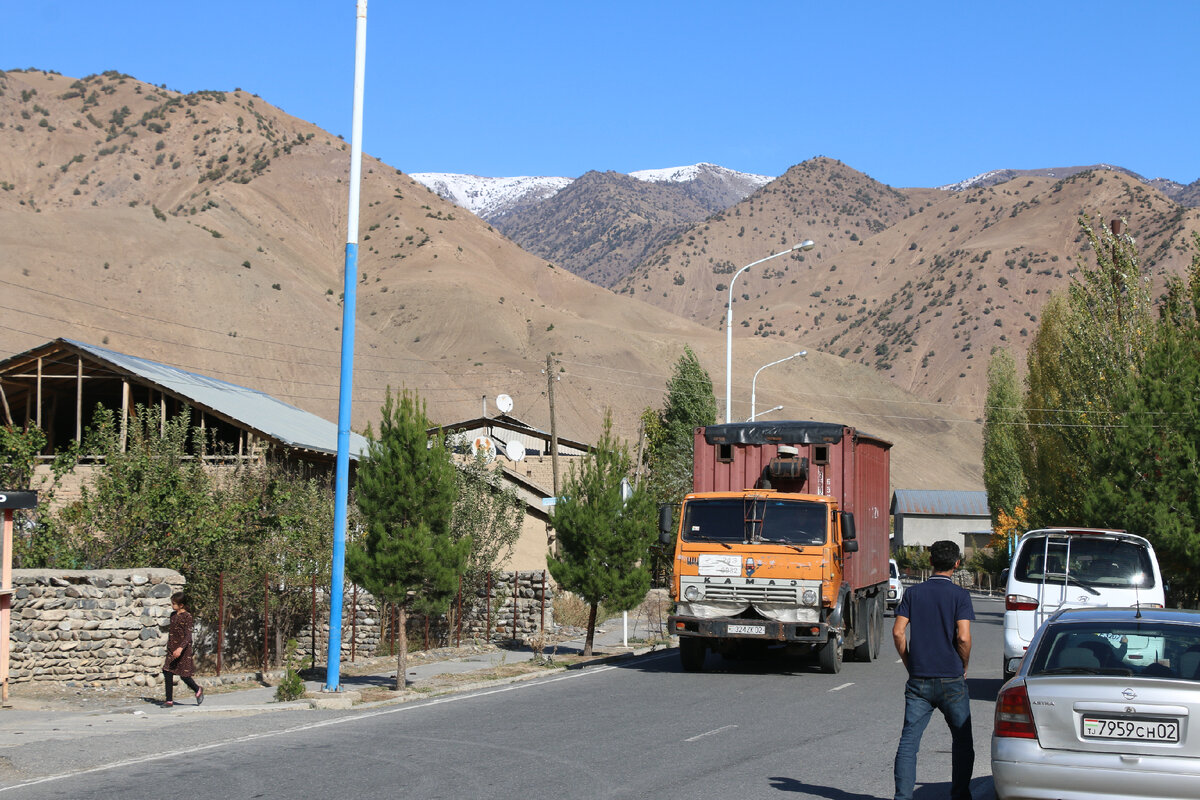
0 379 12 427
486 573 492 642
120 380 130 452
311 574 317 670
512 571 519 640
35 357 42 428
455 575 462 647
216 572 224 677
540 570 547 633
1 509 13 703
262 573 270 672
350 585 358 663
75 356 83 444
546 354 560 501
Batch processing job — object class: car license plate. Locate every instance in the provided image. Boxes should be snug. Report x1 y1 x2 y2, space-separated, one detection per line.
1082 716 1180 743
728 624 766 635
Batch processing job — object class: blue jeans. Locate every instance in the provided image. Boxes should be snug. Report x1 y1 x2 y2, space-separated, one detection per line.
894 676 973 800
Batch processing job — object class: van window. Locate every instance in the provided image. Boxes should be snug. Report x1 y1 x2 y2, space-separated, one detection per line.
1014 535 1157 589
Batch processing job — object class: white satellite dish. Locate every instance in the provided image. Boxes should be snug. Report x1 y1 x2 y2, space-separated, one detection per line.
496 393 514 414
505 440 526 462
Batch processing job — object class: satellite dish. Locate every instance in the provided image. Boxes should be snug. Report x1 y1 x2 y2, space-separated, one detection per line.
471 436 497 462
496 393 514 414
505 440 526 462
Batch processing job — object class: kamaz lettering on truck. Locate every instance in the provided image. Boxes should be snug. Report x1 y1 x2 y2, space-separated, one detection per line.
663 421 891 673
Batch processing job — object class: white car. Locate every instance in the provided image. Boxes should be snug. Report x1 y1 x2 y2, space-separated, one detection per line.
993 607 1200 799
1002 528 1164 678
887 558 904 612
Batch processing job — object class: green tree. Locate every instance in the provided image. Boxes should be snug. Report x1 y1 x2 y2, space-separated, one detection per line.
347 390 470 688
1083 237 1200 602
548 412 655 655
641 346 716 579
1 424 79 567
982 348 1026 528
1023 217 1154 525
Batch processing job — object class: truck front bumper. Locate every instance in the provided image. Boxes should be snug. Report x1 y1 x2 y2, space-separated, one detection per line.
669 615 830 644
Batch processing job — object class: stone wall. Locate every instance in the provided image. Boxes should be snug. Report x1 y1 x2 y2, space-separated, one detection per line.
295 571 555 661
8 569 184 686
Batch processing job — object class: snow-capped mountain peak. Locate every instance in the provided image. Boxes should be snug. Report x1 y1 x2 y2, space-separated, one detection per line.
410 173 572 219
629 162 772 187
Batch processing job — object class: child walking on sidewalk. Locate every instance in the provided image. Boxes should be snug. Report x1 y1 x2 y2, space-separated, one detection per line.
163 592 204 707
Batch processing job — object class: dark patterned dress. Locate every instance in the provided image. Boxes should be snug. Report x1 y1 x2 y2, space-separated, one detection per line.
164 609 195 678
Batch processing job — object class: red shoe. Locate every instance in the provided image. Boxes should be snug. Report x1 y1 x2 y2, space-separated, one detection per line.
163 701 174 708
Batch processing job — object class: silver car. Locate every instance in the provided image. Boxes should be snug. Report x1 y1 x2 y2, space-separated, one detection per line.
993 607 1200 799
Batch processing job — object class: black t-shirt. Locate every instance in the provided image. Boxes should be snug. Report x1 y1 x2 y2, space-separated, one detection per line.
896 575 975 678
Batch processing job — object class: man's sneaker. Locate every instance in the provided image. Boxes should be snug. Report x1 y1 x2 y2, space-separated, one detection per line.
196 687 204 705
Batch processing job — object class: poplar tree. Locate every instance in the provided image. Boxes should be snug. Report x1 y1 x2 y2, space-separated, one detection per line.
348 390 470 689
548 412 655 655
1083 238 1200 602
982 348 1026 530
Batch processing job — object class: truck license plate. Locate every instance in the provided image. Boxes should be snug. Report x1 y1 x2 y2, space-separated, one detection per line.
728 624 766 635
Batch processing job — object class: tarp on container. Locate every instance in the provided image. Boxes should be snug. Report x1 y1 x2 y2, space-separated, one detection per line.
701 420 891 448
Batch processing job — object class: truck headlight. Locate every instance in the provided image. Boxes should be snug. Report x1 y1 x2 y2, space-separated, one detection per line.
801 589 817 605
684 585 701 602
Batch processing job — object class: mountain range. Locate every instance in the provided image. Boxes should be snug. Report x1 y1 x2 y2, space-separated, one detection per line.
5 67 1200 495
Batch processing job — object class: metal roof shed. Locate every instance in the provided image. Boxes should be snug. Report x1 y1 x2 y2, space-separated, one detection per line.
0 338 367 464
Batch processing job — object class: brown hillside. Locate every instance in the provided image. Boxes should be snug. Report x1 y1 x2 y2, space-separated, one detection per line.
0 69 983 491
617 158 1200 412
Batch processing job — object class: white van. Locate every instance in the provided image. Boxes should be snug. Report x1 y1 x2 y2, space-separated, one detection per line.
1002 528 1165 678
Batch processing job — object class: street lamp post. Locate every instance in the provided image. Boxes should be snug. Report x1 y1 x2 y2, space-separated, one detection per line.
748 404 783 422
725 241 815 423
751 351 806 421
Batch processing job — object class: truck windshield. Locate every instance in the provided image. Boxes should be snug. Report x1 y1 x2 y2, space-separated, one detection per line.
681 498 827 545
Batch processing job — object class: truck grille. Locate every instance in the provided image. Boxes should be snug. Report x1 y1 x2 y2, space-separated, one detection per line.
703 584 799 603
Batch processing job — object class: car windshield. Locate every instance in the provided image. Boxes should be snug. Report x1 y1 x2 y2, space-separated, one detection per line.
681 498 827 545
1030 621 1200 679
890 562 899 579
1014 535 1156 589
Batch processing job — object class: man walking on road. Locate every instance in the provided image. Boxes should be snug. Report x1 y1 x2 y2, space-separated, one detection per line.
892 540 975 800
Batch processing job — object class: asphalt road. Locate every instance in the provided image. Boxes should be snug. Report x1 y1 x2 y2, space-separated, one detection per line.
3 596 1006 799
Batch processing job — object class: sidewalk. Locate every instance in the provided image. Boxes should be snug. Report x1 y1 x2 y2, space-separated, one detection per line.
0 614 671 731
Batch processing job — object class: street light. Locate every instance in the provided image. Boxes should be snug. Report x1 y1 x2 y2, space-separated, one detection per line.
748 405 783 422
750 351 806 422
724 240 815 422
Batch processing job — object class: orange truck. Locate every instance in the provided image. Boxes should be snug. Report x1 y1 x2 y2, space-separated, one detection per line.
663 421 892 673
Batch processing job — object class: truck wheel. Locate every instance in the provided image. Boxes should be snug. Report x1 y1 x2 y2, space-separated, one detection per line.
818 634 843 674
852 599 874 663
871 597 884 660
680 638 706 672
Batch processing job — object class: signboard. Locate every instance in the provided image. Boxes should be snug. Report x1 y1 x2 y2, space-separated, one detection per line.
0 491 36 509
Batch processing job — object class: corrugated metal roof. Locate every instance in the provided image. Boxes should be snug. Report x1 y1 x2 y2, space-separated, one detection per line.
891 489 990 517
65 339 368 459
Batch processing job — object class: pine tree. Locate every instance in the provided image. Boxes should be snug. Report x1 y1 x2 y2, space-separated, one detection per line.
548 412 655 655
347 390 470 689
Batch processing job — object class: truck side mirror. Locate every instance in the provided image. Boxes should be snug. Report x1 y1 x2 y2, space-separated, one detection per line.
841 512 856 541
658 504 674 545
843 539 859 553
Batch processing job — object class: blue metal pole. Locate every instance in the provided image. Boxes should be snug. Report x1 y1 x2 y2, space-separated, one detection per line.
325 0 368 693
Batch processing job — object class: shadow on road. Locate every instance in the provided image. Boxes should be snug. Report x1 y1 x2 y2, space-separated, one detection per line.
968 676 1004 702
768 775 994 798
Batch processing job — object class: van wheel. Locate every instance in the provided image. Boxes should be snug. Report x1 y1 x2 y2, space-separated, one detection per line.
819 634 843 674
680 638 706 672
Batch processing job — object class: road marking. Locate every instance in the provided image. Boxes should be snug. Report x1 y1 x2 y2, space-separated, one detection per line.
685 724 738 742
0 651 677 793
830 682 854 692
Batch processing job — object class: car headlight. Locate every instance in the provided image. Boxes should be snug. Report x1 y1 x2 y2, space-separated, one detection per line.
801 589 818 605
684 585 701 602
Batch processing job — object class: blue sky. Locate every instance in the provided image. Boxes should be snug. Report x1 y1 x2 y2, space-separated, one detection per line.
5 1 1198 187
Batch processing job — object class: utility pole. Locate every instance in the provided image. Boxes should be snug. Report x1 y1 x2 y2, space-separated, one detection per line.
633 417 646 489
546 353 560 501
